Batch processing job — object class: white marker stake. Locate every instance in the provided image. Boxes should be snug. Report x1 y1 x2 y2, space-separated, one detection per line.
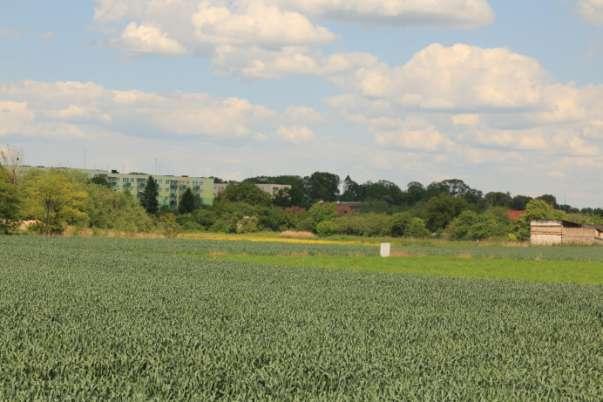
380 243 391 258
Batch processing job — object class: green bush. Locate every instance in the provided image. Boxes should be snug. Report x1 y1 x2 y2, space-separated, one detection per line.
448 210 511 240
316 213 392 237
0 166 20 234
156 213 180 238
85 184 153 232
390 212 413 237
405 218 430 238
236 216 260 234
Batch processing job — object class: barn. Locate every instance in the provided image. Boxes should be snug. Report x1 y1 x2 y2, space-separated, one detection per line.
530 220 603 245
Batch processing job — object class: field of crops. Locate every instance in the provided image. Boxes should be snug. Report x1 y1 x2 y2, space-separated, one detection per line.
1 236 601 400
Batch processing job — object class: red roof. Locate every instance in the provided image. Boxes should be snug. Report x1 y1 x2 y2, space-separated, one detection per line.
507 210 525 221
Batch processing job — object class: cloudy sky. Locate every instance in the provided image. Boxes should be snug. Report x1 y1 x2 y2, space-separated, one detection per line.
1 1 602 206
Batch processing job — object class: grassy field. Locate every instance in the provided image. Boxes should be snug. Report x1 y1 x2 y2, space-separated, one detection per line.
1 236 602 400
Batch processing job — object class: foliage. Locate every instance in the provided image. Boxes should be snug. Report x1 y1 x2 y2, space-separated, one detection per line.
342 179 404 206
220 182 272 206
140 176 159 215
421 194 469 232
0 236 600 400
405 181 426 206
90 174 111 188
514 199 566 240
511 195 532 210
307 172 340 202
85 183 153 232
316 213 392 237
340 175 362 202
245 175 308 207
236 216 260 234
178 188 200 214
298 202 337 232
448 210 511 240
20 169 89 234
405 217 430 238
390 212 413 237
156 212 180 238
0 166 20 233
536 194 558 208
484 192 512 208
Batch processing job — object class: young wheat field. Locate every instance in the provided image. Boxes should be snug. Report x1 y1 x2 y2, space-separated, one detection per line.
0 236 601 400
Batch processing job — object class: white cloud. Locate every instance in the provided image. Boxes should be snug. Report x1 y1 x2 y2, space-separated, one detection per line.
325 43 603 172
340 44 547 110
120 23 187 55
192 2 334 47
284 106 323 123
92 0 492 74
279 0 494 27
376 126 453 152
278 126 316 143
578 0 603 24
94 0 130 22
0 101 34 136
0 81 278 140
452 114 480 126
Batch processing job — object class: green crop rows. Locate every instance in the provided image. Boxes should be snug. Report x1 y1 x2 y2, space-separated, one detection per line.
0 236 601 400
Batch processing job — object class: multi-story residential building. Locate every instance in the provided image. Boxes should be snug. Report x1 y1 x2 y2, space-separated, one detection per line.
102 171 215 209
18 165 290 208
213 182 291 198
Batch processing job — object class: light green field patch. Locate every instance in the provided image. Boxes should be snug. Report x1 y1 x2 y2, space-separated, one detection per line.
218 254 603 285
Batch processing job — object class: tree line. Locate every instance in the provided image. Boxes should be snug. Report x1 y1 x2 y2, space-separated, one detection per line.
1 165 602 240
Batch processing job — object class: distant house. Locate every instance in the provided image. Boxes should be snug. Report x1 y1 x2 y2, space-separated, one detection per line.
507 209 525 221
530 220 603 245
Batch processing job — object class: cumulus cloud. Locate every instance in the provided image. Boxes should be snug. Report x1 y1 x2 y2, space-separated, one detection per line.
578 0 603 24
338 44 547 110
375 121 454 152
119 23 187 55
0 101 34 136
278 126 316 143
278 0 494 27
92 0 493 74
284 106 323 124
452 114 480 126
326 43 603 166
0 81 280 140
192 2 334 47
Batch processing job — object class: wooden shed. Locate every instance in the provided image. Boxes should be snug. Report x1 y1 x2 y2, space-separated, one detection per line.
531 220 603 245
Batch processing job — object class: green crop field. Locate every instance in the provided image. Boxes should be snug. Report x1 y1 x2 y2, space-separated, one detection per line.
0 236 601 400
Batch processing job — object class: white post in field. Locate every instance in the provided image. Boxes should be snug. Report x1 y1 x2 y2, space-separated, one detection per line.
380 243 391 258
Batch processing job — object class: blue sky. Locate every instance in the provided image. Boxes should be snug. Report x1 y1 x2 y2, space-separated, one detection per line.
1 0 602 206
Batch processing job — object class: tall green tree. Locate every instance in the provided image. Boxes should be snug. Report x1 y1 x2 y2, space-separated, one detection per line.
245 176 308 207
86 183 153 232
21 170 89 234
536 194 558 208
511 195 532 210
90 174 111 188
0 166 20 233
485 192 512 208
141 176 159 215
362 180 404 205
220 182 272 206
341 175 362 201
307 172 340 202
405 182 426 205
178 188 200 214
422 194 469 232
